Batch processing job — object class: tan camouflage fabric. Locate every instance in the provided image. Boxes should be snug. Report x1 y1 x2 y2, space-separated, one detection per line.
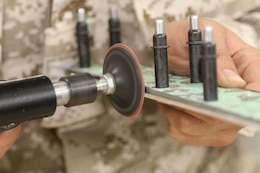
1 0 260 173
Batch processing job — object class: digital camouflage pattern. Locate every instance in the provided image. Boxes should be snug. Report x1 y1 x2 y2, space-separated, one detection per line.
1 0 260 173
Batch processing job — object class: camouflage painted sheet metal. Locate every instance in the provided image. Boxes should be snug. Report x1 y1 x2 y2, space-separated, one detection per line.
74 65 260 127
143 66 260 127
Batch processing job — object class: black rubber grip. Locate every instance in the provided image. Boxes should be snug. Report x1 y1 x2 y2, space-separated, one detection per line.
76 22 91 67
109 19 121 46
188 29 202 83
59 73 97 107
152 33 169 88
0 76 57 126
201 42 218 101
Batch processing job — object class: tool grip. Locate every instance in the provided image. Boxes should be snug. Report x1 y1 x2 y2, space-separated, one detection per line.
0 76 57 126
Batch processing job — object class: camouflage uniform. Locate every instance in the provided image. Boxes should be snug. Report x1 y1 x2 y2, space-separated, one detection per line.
1 0 260 173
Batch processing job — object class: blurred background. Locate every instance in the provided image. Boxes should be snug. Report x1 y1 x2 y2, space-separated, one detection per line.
1 0 260 173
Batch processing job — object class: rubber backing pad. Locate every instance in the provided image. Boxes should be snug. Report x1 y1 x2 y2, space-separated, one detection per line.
103 43 144 117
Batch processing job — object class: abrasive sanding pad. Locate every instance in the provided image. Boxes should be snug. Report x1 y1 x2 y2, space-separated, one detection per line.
103 43 144 117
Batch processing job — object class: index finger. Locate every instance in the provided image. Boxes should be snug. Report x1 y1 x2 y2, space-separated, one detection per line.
0 125 21 159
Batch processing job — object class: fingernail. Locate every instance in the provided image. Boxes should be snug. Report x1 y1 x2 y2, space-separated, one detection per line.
223 69 246 87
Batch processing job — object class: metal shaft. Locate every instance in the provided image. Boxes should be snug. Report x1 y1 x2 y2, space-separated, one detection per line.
187 15 202 83
152 19 169 88
57 73 115 106
201 26 218 101
53 81 70 106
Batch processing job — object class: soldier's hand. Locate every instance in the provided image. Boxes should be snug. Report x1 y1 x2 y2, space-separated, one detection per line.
0 125 21 159
160 18 260 146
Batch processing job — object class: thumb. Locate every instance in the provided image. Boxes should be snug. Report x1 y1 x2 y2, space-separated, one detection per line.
217 54 246 88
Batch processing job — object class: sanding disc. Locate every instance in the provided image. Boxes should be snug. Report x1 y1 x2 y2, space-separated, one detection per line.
103 43 144 117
